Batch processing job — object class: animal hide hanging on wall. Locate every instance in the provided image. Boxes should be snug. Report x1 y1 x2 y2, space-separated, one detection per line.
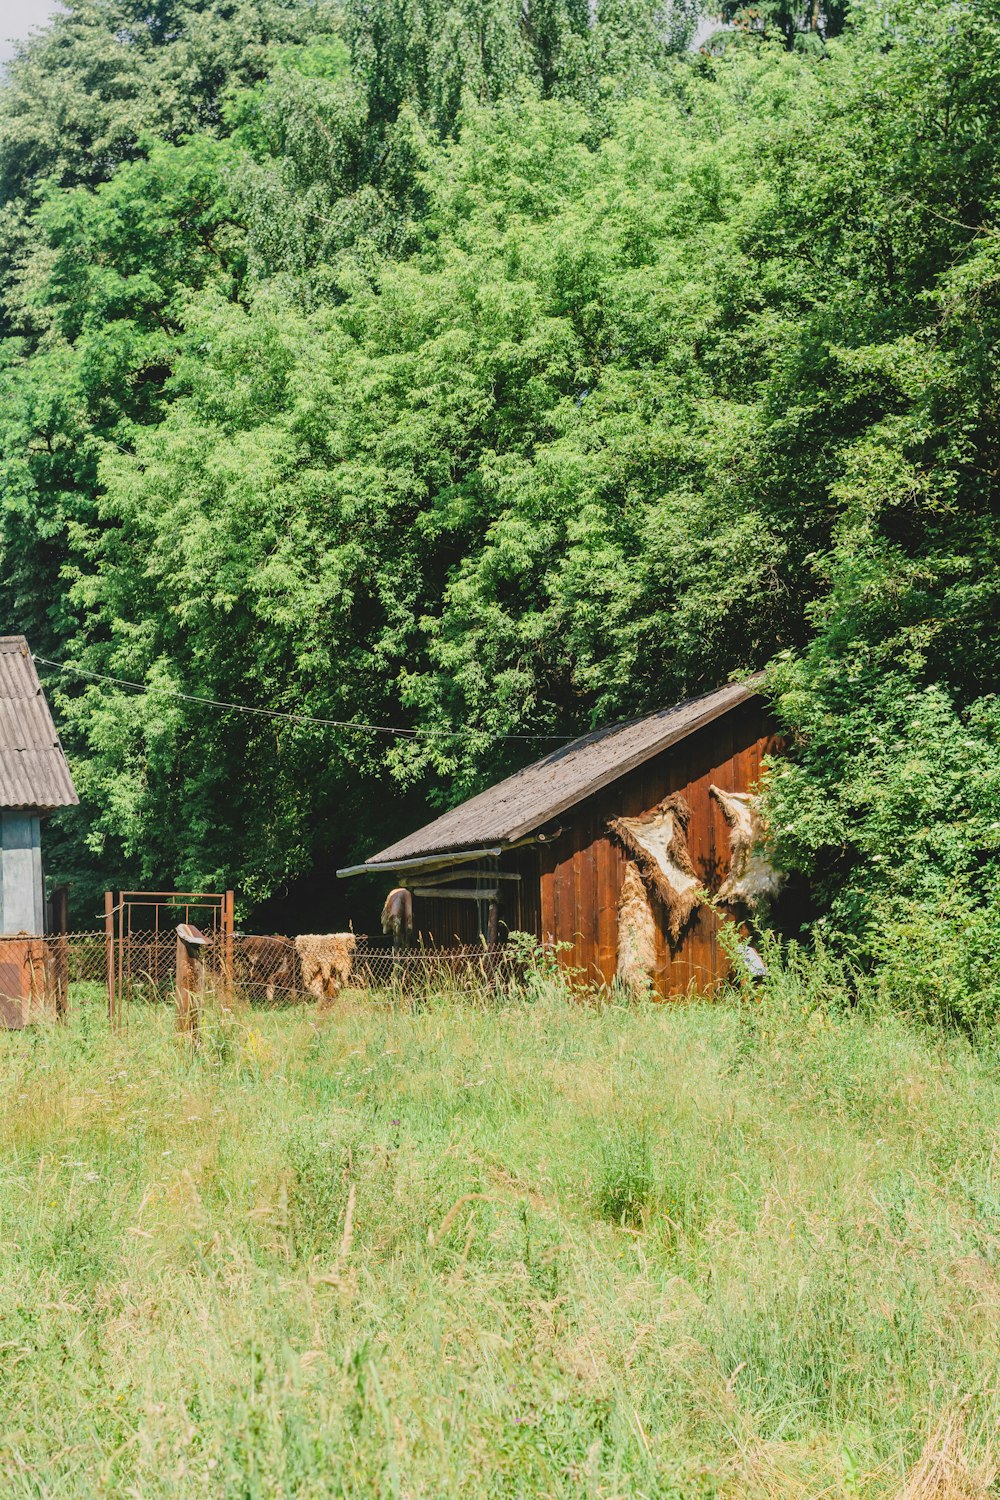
294 933 357 1010
616 860 658 994
709 785 784 910
609 792 701 945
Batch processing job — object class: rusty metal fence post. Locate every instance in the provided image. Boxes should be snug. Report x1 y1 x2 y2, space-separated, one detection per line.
223 890 235 1005
51 884 69 1020
104 891 116 1029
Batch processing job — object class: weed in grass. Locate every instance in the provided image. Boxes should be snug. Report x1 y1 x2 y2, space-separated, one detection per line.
285 1123 353 1257
595 1121 653 1228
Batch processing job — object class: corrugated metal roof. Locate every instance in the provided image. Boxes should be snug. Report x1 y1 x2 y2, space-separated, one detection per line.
0 638 79 810
352 675 765 871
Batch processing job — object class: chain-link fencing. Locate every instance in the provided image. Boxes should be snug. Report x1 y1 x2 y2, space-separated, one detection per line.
0 930 524 1024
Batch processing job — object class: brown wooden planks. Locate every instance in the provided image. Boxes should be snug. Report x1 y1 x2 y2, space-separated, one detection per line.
595 833 619 985
552 836 577 976
575 813 598 982
539 845 556 946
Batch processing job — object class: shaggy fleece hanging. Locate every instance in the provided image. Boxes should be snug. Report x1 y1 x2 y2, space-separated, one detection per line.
709 786 784 910
609 792 701 944
616 861 658 992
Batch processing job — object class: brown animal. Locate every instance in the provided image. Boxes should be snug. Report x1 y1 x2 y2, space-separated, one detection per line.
709 785 784 910
609 793 702 944
380 887 413 945
294 933 356 1010
235 935 300 1003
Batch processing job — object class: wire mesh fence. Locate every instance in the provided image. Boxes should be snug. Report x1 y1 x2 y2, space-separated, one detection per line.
3 930 524 1023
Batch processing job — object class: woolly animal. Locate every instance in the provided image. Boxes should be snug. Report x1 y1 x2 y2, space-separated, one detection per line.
294 933 357 1010
609 793 702 944
380 887 414 944
235 935 299 1003
616 861 658 994
709 786 784 910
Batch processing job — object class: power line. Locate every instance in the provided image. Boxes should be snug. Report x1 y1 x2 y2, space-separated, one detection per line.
32 654 574 744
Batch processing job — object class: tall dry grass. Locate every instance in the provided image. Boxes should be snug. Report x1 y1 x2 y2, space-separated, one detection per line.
0 979 997 1497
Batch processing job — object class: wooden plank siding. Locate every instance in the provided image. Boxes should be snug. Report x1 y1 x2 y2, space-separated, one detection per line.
538 700 777 996
409 843 544 948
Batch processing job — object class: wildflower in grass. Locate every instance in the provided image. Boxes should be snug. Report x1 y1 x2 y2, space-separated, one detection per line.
242 1029 274 1068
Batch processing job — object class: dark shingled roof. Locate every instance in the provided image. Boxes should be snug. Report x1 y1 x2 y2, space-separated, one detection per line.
352 675 765 871
0 638 79 811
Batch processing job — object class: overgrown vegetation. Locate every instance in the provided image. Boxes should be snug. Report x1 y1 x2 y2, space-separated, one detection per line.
1 0 999 1010
0 985 996 1495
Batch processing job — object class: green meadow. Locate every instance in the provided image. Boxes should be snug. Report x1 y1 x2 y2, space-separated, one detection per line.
0 984 997 1498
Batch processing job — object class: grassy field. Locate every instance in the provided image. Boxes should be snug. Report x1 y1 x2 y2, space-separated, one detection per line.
0 979 998 1498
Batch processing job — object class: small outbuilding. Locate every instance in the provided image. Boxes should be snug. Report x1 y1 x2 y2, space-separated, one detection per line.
0 636 78 934
340 676 783 996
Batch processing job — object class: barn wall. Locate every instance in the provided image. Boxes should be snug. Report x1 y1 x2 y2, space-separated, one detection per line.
538 700 778 996
413 889 480 947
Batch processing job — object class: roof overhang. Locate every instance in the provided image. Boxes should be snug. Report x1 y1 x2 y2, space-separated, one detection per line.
337 846 504 879
482 680 765 848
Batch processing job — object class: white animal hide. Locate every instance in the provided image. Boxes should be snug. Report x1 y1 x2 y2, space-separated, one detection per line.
710 786 784 910
609 793 701 944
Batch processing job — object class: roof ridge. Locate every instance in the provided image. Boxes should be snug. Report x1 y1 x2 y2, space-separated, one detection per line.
345 674 767 873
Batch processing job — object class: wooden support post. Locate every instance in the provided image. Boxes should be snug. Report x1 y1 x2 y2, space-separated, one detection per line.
104 891 115 1029
487 898 499 952
175 923 210 1039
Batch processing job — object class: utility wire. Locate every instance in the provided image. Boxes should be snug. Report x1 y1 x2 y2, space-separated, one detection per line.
32 654 574 743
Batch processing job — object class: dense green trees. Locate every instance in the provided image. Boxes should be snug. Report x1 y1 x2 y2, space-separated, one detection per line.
1 0 999 1016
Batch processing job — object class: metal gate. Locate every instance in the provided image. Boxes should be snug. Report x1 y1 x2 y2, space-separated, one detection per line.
104 889 234 1025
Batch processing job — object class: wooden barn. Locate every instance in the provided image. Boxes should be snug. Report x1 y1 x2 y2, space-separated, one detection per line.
340 676 782 996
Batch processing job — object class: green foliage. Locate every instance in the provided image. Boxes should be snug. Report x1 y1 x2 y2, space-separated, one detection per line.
0 0 326 198
769 670 1000 1027
714 0 849 49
